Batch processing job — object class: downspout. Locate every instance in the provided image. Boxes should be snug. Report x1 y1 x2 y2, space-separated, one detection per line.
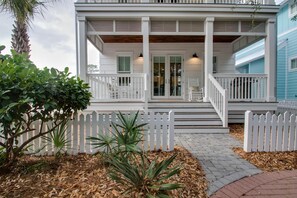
285 39 288 100
75 10 78 77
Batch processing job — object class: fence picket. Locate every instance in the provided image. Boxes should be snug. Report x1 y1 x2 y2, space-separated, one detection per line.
264 112 271 152
91 111 97 154
252 115 259 151
155 113 161 150
282 112 289 151
244 111 297 152
162 113 168 151
85 114 91 154
288 114 296 151
149 113 155 151
73 114 78 155
270 115 277 151
169 111 174 151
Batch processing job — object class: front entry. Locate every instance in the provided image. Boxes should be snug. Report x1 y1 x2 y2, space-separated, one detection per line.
152 55 183 99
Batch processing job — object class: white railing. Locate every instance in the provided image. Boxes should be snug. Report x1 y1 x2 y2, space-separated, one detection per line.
88 73 146 102
244 111 297 152
277 100 297 115
214 74 268 102
0 111 175 155
208 74 228 127
77 0 275 5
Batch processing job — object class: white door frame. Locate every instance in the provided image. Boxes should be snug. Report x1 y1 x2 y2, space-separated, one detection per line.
151 53 184 100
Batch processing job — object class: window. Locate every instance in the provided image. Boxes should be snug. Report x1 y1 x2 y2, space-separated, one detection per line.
289 1 297 19
117 55 131 85
290 57 297 71
213 56 217 73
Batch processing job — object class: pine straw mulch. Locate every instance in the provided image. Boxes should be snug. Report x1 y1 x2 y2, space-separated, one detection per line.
0 146 208 198
229 124 297 172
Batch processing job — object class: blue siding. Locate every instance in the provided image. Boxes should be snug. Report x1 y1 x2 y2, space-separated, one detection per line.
249 58 264 73
237 65 249 73
277 4 297 35
277 47 286 100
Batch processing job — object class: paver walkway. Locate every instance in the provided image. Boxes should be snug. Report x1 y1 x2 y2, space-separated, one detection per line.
175 134 262 196
211 170 297 198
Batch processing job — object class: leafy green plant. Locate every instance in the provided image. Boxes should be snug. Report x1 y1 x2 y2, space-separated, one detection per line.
108 153 182 197
87 111 147 157
0 48 91 166
43 120 70 157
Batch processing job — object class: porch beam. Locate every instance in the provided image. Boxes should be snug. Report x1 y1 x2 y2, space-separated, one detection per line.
142 16 150 112
77 16 88 81
264 18 276 102
204 17 214 102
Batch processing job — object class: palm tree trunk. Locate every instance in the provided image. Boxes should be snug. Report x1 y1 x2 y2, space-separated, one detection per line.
11 20 31 56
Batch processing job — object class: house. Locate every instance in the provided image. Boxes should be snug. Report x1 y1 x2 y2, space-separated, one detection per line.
236 0 297 101
75 0 279 133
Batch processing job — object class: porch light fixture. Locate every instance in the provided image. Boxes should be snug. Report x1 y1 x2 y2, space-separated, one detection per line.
192 53 198 58
139 53 143 58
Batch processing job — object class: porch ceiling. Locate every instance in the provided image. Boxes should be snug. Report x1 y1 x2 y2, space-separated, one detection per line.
99 35 240 43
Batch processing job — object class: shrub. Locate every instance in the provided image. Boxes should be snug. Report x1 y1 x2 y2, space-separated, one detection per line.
0 47 91 166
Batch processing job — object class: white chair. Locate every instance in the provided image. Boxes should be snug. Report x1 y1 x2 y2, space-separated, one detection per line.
188 78 203 101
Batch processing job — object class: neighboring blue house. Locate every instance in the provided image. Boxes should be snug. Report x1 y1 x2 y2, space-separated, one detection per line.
236 0 297 100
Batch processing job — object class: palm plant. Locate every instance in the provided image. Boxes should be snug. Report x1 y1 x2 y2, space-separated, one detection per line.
43 120 70 157
87 111 147 157
108 153 182 197
0 0 55 55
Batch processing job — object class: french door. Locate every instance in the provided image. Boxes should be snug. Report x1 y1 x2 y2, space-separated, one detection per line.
152 55 183 99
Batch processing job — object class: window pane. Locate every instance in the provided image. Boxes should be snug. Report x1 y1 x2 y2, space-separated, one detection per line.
118 56 131 72
292 58 297 69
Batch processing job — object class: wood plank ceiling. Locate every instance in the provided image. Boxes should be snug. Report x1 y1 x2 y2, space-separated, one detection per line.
99 35 240 43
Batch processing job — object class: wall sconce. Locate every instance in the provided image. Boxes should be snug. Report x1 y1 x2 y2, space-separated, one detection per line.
192 53 198 58
139 53 143 58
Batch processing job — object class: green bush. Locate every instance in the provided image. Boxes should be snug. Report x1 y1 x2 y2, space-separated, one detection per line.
0 47 91 166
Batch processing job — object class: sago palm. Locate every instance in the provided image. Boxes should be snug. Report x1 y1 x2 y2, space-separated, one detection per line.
0 0 53 56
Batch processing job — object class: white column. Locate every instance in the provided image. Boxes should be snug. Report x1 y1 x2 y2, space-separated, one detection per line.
204 17 214 102
265 18 276 102
77 16 87 81
142 17 150 111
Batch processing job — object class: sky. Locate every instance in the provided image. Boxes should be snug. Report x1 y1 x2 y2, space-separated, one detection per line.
0 0 285 75
0 0 98 75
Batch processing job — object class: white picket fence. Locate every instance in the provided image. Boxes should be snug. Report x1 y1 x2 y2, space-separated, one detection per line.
244 111 297 152
0 111 174 156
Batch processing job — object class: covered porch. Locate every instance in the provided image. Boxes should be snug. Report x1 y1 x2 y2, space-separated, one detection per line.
75 4 278 127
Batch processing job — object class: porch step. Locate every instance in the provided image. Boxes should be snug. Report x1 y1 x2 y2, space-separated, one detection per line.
175 127 229 134
148 102 228 133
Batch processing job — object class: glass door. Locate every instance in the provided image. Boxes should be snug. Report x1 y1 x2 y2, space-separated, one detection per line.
152 56 166 98
169 56 182 98
152 55 183 99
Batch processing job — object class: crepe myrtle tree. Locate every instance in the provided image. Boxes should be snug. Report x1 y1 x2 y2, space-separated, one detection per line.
0 46 91 166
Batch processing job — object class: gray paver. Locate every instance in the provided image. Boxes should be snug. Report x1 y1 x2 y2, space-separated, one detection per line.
174 134 262 196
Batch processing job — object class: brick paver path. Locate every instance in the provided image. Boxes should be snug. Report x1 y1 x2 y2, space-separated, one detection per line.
175 134 262 195
211 170 297 198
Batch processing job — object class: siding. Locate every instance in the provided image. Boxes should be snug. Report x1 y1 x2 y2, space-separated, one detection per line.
249 58 264 73
277 4 297 35
277 46 286 100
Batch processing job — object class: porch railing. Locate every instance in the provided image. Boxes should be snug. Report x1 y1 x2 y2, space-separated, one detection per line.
214 74 268 102
87 73 146 102
208 74 228 127
77 0 275 5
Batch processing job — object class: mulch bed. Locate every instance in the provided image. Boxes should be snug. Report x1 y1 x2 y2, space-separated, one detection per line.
0 146 208 198
229 124 297 172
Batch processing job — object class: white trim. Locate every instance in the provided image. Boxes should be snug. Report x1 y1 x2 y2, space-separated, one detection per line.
289 55 297 72
116 52 134 73
288 0 297 19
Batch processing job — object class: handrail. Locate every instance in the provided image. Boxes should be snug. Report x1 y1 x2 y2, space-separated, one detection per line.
208 74 228 127
87 73 146 102
214 73 267 102
76 0 275 5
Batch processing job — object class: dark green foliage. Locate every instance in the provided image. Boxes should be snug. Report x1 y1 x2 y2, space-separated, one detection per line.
87 111 146 157
108 154 182 197
0 48 91 166
88 111 182 197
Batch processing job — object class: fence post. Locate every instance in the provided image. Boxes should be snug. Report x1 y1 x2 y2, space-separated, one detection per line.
168 111 174 151
244 111 253 152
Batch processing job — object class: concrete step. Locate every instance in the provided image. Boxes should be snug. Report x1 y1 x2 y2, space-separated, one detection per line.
175 120 223 126
175 126 229 134
174 114 220 119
